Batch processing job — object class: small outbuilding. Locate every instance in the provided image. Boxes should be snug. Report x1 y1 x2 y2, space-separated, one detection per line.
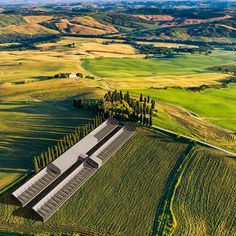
69 73 77 79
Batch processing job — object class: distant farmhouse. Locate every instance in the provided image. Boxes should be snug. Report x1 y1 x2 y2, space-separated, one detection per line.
69 73 77 79
51 72 83 79
12 118 135 222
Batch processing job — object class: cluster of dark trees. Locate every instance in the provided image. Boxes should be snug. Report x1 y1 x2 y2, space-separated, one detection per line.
131 43 212 56
33 113 104 173
188 76 236 92
98 90 156 126
208 65 236 74
224 46 236 51
0 35 60 51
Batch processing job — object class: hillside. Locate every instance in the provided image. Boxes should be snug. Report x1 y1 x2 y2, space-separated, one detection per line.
0 14 26 27
0 6 236 44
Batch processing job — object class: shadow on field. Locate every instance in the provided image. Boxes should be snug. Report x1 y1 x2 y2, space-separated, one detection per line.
0 192 20 206
33 76 51 81
0 99 95 170
13 205 38 221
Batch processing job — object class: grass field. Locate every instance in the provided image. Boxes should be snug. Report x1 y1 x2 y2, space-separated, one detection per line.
0 130 235 236
129 84 236 132
173 147 236 236
82 50 235 88
82 48 236 142
0 130 189 235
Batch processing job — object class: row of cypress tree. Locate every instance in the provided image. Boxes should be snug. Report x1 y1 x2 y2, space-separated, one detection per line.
33 113 104 173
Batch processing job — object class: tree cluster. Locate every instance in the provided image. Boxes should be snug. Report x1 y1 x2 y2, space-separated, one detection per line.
208 65 236 75
0 35 60 51
33 113 104 173
132 43 212 56
98 90 157 126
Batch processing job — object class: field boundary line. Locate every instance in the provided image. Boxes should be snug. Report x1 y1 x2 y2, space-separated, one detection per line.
152 125 236 156
150 144 196 236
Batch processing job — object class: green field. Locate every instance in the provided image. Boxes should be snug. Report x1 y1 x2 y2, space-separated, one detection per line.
82 50 235 78
0 130 234 236
0 130 189 235
129 84 236 131
173 147 236 236
82 49 236 134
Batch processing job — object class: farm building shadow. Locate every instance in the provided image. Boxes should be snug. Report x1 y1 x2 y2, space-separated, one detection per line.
13 205 39 221
0 99 95 170
0 192 20 206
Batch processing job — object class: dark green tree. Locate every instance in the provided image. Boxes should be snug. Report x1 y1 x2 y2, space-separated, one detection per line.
149 114 153 126
34 157 39 173
41 153 45 167
151 100 156 109
140 93 143 102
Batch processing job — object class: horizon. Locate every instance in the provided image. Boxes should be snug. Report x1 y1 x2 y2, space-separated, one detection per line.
1 0 236 6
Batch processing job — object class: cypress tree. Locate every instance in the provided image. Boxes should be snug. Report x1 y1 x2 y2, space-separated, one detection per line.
72 134 76 145
45 152 49 165
140 93 143 102
34 157 39 173
69 134 73 146
104 93 108 101
58 145 62 156
41 153 45 168
146 105 150 114
55 145 59 158
151 100 156 109
37 156 41 169
76 130 80 142
107 91 111 101
143 115 146 125
120 90 123 100
66 135 70 147
51 147 55 160
81 126 85 138
60 139 64 151
149 114 153 126
127 91 130 105
148 95 150 103
84 125 88 136
47 147 51 162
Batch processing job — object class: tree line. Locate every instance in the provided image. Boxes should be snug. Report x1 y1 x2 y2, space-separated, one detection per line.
208 65 236 74
131 42 212 56
33 113 104 173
